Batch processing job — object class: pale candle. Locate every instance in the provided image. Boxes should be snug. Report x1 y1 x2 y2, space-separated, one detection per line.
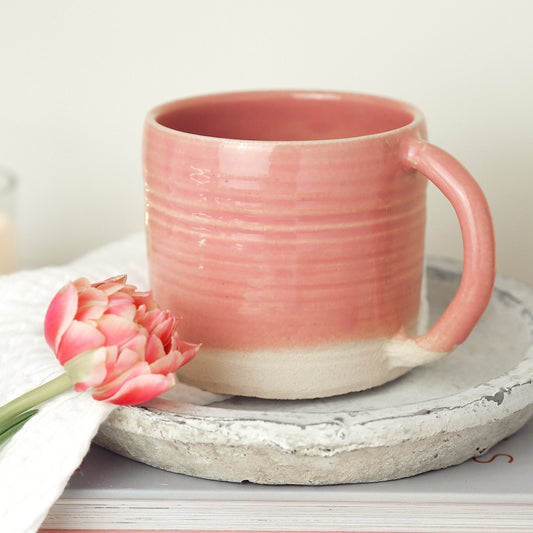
0 169 17 274
0 211 15 274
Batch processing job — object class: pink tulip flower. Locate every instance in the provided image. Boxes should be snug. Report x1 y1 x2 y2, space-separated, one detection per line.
0 274 200 446
44 275 200 405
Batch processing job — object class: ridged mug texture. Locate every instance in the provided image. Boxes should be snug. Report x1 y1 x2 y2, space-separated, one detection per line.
143 92 427 356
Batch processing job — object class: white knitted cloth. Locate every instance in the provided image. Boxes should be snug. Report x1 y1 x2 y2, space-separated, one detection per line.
0 233 149 532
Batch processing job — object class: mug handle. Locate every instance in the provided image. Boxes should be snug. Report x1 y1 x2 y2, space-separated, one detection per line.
388 136 496 367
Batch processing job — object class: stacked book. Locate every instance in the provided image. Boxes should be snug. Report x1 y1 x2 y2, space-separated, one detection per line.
42 417 532 532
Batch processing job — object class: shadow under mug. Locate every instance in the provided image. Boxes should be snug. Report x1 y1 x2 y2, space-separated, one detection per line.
143 90 495 399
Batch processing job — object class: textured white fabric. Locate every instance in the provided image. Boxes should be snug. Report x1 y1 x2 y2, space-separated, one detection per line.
0 233 149 532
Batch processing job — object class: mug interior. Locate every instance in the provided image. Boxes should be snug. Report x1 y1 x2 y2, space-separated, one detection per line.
154 91 416 142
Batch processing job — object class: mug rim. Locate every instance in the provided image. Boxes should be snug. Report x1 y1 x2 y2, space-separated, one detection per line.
145 89 425 145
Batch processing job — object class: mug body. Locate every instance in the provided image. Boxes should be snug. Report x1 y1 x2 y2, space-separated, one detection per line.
143 90 429 398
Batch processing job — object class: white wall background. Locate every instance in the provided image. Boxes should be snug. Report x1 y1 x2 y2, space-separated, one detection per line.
1 0 532 285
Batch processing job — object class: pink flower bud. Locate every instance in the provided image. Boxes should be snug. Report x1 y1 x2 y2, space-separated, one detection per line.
44 275 200 405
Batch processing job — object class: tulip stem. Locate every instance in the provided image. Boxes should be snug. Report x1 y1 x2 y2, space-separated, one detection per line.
0 373 73 429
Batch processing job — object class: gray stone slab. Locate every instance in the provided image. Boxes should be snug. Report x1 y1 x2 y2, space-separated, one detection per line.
96 257 533 484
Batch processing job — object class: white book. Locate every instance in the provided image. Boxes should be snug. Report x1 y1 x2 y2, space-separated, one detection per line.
42 417 533 532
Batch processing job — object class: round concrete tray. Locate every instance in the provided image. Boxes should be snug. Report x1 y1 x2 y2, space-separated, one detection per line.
96 258 533 485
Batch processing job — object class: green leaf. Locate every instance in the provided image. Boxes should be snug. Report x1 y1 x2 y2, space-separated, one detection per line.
0 409 38 447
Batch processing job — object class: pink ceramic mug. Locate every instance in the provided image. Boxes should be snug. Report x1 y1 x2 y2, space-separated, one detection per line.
143 90 495 399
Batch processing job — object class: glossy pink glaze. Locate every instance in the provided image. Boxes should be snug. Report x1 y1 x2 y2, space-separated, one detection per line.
400 138 496 352
143 91 494 358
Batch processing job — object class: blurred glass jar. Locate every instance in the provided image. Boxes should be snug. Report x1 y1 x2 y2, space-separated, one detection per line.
0 168 17 274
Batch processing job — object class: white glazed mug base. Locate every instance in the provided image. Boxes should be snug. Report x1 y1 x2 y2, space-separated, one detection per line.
178 296 436 399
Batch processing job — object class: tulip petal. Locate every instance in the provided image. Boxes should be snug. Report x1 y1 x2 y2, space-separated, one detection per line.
102 373 176 405
91 361 149 401
174 338 201 365
145 335 165 364
44 282 79 352
137 310 176 351
73 277 92 290
100 347 142 385
96 314 140 347
56 320 106 364
98 274 128 285
120 333 147 358
104 345 119 371
151 316 176 350
94 277 129 296
75 287 108 322
94 276 138 298
133 292 158 311
105 292 136 320
149 351 180 375
116 346 142 368
136 308 165 333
